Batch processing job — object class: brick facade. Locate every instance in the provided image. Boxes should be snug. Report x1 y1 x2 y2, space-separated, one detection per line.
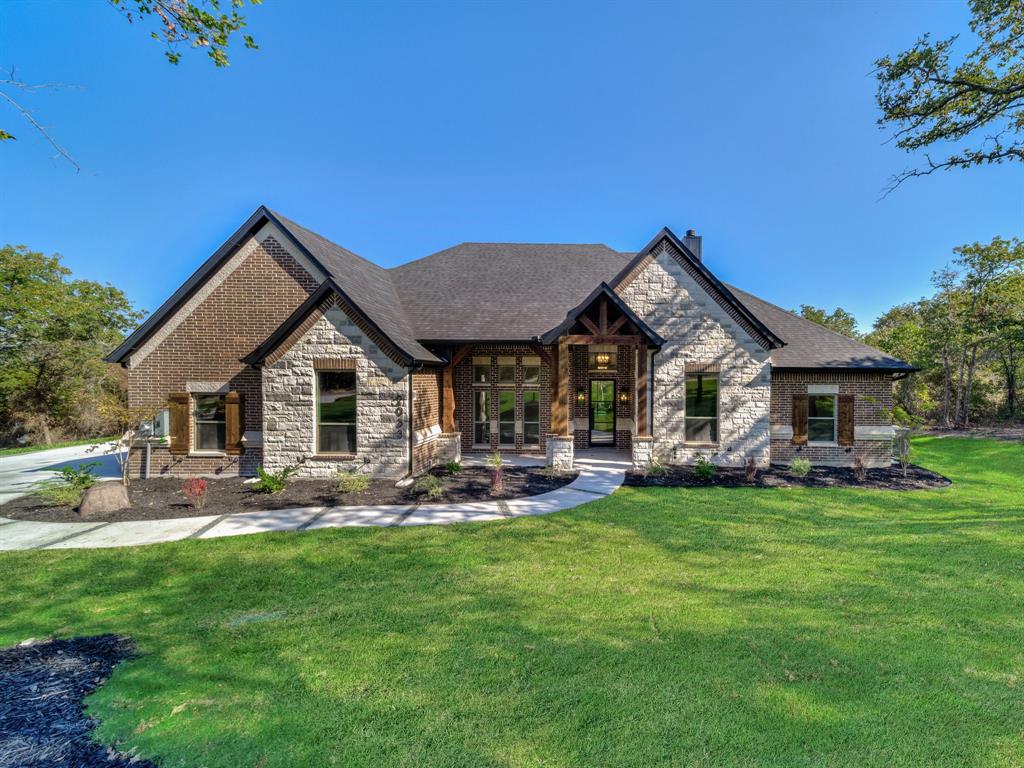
769 370 894 467
126 230 318 477
570 344 635 450
411 369 443 472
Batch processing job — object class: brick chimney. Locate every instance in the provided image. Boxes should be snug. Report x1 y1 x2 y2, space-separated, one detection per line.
683 229 702 262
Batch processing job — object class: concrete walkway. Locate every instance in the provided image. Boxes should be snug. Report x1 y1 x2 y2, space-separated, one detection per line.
0 452 628 551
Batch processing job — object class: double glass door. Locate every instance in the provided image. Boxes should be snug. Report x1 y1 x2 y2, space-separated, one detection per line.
589 379 616 446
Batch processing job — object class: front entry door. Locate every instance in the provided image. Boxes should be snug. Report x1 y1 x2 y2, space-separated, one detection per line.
589 379 616 446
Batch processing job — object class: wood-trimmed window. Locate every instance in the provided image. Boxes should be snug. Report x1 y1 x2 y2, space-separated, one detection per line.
193 394 226 451
684 373 718 443
317 371 357 454
807 395 836 444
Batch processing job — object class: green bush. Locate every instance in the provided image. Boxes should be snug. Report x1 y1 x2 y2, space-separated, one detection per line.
694 454 716 481
644 457 669 477
413 474 445 500
253 465 299 494
443 461 462 475
789 457 812 477
335 472 370 494
33 461 100 508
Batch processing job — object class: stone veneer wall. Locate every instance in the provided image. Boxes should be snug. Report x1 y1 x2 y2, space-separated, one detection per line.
770 370 894 467
619 249 772 467
262 305 410 478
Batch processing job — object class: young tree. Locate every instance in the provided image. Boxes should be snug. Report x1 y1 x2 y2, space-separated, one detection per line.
0 245 144 444
795 305 861 338
875 0 1024 192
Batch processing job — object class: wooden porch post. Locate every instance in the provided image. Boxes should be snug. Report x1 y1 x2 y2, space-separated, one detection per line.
552 337 570 435
442 345 469 433
636 346 648 437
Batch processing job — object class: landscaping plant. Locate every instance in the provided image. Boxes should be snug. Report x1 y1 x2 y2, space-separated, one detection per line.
335 471 371 494
644 456 669 477
443 460 462 475
487 452 504 495
252 465 299 494
413 474 445 500
694 454 716 482
788 457 812 477
744 456 757 484
181 477 208 509
35 462 100 507
853 456 867 482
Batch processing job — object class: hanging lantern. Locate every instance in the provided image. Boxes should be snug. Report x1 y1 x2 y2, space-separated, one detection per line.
594 352 611 369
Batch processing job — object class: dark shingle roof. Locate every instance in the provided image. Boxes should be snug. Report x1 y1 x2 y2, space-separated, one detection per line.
267 210 440 364
726 284 915 370
388 243 632 341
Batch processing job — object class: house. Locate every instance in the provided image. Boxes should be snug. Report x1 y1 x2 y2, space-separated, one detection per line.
106 206 914 478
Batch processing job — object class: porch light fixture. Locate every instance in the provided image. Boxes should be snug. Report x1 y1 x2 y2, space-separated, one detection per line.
618 390 630 403
594 352 612 369
576 388 587 403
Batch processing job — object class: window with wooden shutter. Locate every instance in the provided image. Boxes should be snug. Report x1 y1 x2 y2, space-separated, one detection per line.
791 394 808 445
838 394 855 446
168 393 190 455
225 391 244 455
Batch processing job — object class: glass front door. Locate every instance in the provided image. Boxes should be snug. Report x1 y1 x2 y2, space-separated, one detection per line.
589 379 616 446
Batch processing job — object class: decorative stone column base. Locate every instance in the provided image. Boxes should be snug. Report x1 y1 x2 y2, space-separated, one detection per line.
632 436 654 472
438 432 462 465
546 434 575 471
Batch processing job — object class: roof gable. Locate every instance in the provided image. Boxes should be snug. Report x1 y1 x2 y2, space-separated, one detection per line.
539 282 665 347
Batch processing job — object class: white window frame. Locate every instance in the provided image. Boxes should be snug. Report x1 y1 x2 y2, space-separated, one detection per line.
807 394 837 445
193 393 226 453
684 373 719 445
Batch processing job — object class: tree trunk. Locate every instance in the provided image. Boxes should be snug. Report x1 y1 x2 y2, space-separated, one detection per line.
39 416 52 445
962 344 978 428
941 345 952 427
1001 352 1019 418
954 344 968 427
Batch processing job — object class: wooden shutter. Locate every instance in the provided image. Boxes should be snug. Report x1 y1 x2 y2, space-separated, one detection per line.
791 394 808 445
168 393 190 455
225 391 245 455
838 394 855 446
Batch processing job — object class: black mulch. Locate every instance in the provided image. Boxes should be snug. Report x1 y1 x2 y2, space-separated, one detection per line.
0 635 154 768
625 463 951 491
0 467 578 523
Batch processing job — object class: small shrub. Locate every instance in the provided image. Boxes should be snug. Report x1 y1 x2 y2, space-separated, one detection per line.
443 460 462 475
253 465 299 494
34 461 100 508
644 457 669 477
745 456 758 484
694 454 716 481
36 482 84 508
789 457 812 477
181 477 208 509
853 456 867 482
413 474 445 500
487 452 504 495
335 471 371 494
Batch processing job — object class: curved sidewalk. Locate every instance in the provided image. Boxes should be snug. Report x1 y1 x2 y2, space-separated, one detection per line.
0 453 627 551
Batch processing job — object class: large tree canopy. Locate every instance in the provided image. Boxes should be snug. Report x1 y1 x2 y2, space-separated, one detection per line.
0 245 144 444
875 0 1024 191
794 305 861 338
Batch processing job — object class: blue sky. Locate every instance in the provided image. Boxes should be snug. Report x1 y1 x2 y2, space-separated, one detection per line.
2 0 1020 332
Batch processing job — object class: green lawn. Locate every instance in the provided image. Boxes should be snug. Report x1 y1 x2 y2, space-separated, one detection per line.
1 437 1021 767
0 435 114 457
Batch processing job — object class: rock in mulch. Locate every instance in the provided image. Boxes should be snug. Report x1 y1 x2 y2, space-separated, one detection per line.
0 635 155 768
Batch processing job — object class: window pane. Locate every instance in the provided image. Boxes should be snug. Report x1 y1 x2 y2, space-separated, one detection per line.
474 390 489 421
523 391 539 422
499 423 516 444
808 418 835 442
195 395 225 422
499 391 515 421
808 396 835 418
523 357 541 385
524 423 540 445
474 422 490 444
473 364 489 384
318 372 356 423
318 424 356 454
685 418 717 443
686 375 718 419
498 364 515 384
196 422 226 450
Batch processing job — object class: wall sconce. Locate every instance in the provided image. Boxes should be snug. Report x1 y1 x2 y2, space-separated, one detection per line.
594 352 611 369
576 388 587 403
618 390 630 403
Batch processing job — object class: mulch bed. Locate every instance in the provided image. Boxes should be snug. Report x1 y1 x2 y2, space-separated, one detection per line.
0 635 154 768
625 463 951 491
0 467 578 523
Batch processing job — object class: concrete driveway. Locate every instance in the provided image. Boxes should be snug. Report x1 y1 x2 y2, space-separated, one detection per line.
0 443 122 505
